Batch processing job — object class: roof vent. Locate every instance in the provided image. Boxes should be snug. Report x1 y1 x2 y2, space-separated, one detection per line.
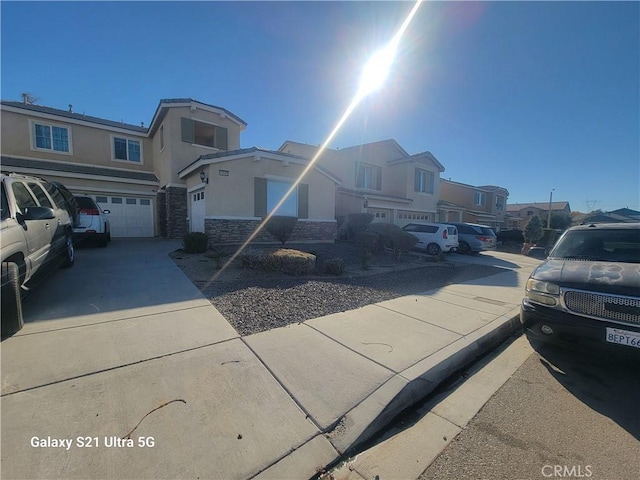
68 104 73 113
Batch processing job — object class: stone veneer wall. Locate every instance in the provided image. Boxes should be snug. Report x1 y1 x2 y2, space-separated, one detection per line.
165 186 188 239
156 191 167 238
204 219 337 246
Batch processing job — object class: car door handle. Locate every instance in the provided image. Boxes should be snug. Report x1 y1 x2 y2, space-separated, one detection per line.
44 223 51 230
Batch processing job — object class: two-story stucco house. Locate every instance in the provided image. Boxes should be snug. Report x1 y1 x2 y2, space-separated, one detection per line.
1 98 339 243
279 139 445 227
438 179 509 230
506 201 571 228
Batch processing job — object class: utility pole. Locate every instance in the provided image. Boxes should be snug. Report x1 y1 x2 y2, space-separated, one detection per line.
547 189 554 229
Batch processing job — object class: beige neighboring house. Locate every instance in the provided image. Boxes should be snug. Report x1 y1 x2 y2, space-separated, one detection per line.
1 98 338 243
279 139 445 227
506 201 571 228
439 179 509 230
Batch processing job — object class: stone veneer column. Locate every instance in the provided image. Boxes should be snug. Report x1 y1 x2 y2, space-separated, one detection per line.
165 186 188 240
156 190 167 238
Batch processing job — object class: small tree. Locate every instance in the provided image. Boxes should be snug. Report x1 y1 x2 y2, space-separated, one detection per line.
524 215 544 244
549 212 572 230
265 216 298 246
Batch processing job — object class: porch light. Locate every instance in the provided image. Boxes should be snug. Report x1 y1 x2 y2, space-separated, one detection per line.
200 170 208 184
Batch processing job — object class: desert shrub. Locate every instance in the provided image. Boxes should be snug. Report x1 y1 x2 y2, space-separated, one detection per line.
239 248 315 275
183 232 209 253
205 249 230 269
265 216 298 245
355 231 380 252
365 223 417 258
346 213 374 240
323 258 345 276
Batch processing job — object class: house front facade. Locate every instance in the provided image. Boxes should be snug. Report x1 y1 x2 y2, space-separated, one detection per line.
506 201 571 228
1 98 338 244
279 139 445 227
439 179 509 230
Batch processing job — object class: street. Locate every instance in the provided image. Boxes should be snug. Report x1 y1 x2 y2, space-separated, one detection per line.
419 340 640 480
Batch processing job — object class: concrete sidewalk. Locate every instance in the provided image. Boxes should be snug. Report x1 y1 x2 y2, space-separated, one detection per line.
1 241 536 479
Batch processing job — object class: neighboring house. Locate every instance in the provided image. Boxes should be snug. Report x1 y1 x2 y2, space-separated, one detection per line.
578 208 640 224
279 139 445 227
1 98 338 243
439 179 510 230
506 201 571 228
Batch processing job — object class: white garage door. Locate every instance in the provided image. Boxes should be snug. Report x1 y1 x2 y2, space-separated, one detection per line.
190 189 205 233
95 195 154 237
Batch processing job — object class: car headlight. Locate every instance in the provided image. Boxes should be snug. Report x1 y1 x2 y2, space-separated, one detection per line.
525 279 560 306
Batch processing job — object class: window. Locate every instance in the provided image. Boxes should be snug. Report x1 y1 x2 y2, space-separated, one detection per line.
111 197 123 204
267 180 297 217
113 137 141 162
527 210 533 216
160 124 165 151
126 198 136 205
415 168 434 193
12 183 37 213
181 118 228 150
140 199 150 206
96 196 108 203
33 122 70 153
355 162 381 190
496 195 504 210
474 192 485 206
1 184 10 220
27 183 53 208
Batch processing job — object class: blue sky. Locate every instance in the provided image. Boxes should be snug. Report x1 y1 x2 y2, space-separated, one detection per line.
2 1 638 213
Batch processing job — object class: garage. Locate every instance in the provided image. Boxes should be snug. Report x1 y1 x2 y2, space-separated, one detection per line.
95 195 154 237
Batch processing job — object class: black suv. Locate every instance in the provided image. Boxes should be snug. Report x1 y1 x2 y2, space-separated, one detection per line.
521 222 640 356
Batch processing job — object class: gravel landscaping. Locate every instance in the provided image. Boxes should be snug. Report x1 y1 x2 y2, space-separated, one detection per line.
170 242 505 336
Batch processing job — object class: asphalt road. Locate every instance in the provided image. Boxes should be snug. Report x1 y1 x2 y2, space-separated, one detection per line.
419 341 640 480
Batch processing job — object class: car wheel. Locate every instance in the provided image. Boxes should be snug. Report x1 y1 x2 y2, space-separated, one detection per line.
98 234 108 248
61 233 75 268
426 243 441 256
1 262 24 338
458 241 471 254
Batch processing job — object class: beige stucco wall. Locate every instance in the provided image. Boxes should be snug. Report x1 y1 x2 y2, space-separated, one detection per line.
157 106 243 186
185 155 336 220
1 110 154 174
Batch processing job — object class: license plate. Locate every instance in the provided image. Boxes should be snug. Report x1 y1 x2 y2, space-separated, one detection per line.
606 327 640 349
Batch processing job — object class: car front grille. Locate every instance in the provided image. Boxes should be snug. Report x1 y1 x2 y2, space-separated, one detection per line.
564 289 640 326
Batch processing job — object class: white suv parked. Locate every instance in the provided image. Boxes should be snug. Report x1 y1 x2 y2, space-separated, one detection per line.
402 222 459 255
1 173 75 337
73 196 111 247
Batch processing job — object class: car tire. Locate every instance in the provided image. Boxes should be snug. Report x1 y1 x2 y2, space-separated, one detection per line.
107 231 111 242
61 232 75 268
458 241 471 254
1 262 24 338
98 234 108 248
426 243 441 256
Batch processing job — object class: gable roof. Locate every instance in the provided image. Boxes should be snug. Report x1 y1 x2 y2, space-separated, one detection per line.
148 98 247 135
178 147 341 184
506 201 570 212
441 178 509 195
387 151 445 172
1 100 147 133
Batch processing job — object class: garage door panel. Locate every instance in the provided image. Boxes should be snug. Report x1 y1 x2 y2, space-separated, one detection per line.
96 196 154 238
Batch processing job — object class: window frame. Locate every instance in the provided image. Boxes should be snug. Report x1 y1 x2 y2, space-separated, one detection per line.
355 162 382 191
29 120 73 155
474 191 486 206
266 178 298 217
181 117 228 150
111 135 143 164
414 168 435 194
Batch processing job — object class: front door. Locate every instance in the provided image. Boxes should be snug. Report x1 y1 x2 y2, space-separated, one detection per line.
190 189 205 233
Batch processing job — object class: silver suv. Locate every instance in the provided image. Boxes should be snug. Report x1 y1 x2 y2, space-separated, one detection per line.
402 222 459 255
1 173 75 337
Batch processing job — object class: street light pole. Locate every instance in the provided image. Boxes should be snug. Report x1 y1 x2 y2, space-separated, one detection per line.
547 189 555 229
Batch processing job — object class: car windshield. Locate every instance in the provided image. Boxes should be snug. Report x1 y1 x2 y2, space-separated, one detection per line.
549 228 640 263
480 227 496 236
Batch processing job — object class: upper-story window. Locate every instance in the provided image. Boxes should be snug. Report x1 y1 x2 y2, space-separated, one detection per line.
159 124 165 151
31 121 71 153
112 136 142 163
355 162 382 190
181 117 228 150
474 191 485 206
496 195 504 210
414 168 434 194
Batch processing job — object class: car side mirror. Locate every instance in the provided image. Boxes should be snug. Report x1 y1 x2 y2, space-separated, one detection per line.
22 206 56 220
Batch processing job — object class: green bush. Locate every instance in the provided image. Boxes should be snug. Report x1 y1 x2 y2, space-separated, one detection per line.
323 258 345 276
355 231 380 252
365 223 417 258
346 213 374 240
524 215 544 244
183 232 209 253
265 216 298 245
205 249 230 269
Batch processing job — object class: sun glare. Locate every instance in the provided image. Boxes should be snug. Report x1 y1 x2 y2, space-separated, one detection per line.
209 0 424 283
